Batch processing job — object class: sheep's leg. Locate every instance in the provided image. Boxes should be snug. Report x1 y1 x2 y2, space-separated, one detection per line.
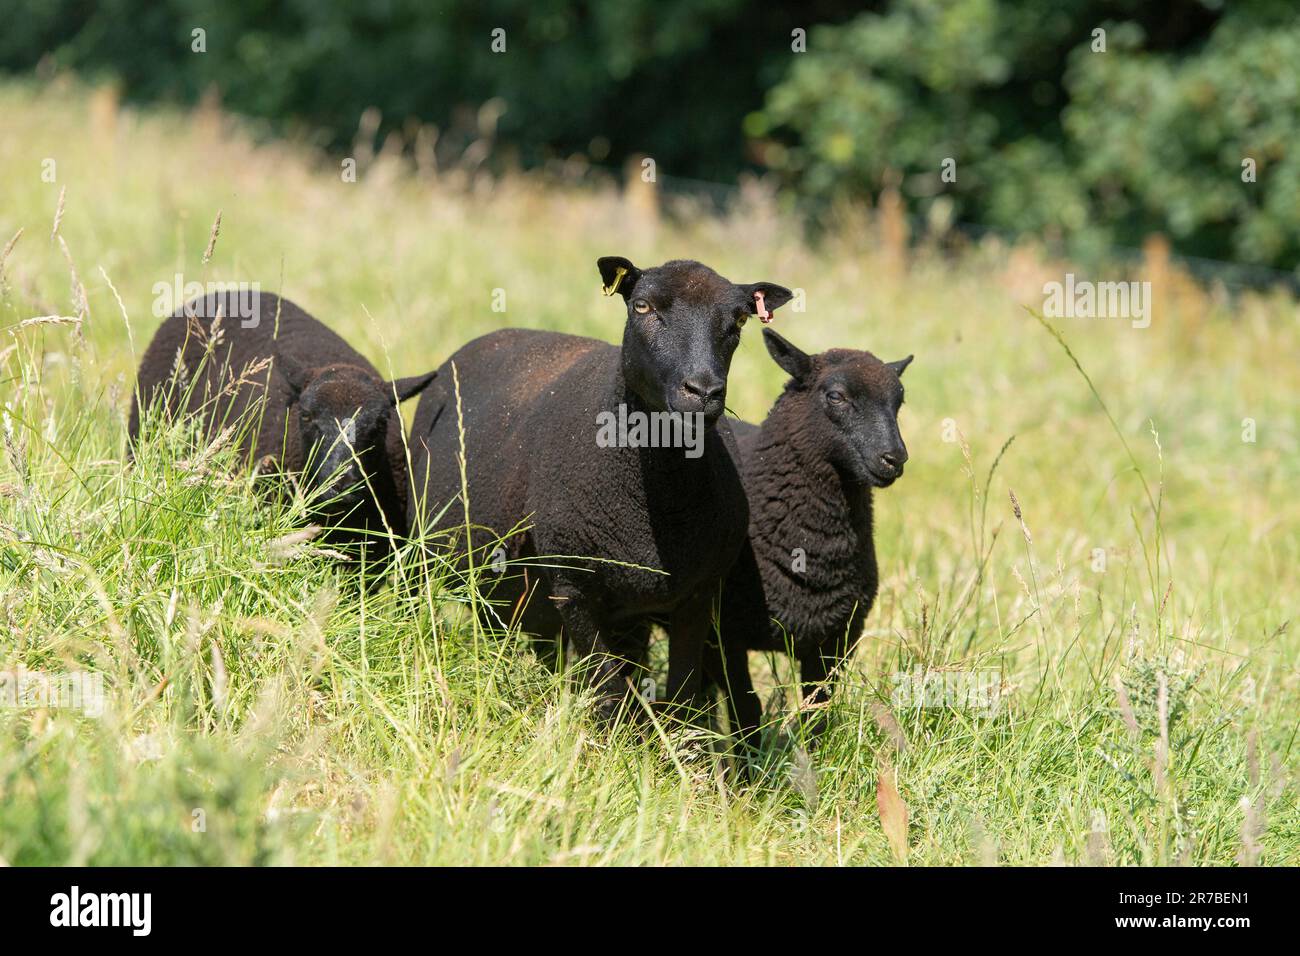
700 640 723 721
798 651 837 742
662 589 711 716
603 619 654 712
724 647 761 754
707 638 762 775
556 594 636 721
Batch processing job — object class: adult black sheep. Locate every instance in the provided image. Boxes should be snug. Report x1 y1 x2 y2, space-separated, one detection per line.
408 257 792 718
129 290 436 564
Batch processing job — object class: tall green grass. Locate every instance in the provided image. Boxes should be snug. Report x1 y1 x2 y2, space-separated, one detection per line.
0 80 1295 864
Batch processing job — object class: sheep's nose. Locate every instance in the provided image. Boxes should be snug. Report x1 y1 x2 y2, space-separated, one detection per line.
680 376 725 406
881 449 908 472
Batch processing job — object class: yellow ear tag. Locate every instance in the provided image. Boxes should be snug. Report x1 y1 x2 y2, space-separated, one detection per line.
602 266 628 297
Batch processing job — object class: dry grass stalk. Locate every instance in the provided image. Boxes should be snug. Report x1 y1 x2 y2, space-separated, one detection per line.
203 302 227 358
176 424 237 478
876 758 909 863
0 227 22 284
56 235 88 323
779 693 830 732
789 746 818 812
50 185 66 240
222 355 272 397
1113 672 1140 736
1008 488 1032 544
870 699 909 753
1246 729 1259 789
1237 795 1264 866
263 524 323 563
210 639 228 713
98 265 135 357
202 208 222 264
1153 672 1169 795
1268 753 1285 800
11 314 83 333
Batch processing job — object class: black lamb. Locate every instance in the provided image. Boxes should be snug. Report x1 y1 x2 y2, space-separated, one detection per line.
129 290 436 562
706 327 912 752
407 257 793 718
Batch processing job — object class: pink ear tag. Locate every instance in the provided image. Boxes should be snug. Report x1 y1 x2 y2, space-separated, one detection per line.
754 290 772 323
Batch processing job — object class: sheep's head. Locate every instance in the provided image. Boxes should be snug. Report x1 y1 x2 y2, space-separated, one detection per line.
282 360 436 513
762 328 912 488
598 256 791 426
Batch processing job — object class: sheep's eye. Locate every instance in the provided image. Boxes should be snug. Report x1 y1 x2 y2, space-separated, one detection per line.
826 390 846 405
632 299 652 315
735 313 748 329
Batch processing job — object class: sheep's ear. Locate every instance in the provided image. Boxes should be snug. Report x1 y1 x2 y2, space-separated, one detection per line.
388 370 437 405
886 355 914 377
277 353 310 393
741 282 794 316
762 328 813 382
597 256 641 299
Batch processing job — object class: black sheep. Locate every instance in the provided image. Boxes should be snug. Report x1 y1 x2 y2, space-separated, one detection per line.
706 328 912 752
129 290 436 561
408 257 792 717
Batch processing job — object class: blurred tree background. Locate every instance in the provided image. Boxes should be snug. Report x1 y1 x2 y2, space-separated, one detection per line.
3 0 1297 272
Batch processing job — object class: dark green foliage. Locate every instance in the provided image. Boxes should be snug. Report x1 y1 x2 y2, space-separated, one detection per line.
4 0 1297 269
0 0 861 181
758 0 1300 270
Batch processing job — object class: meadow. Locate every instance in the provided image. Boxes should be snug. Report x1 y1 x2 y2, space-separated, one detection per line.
0 80 1295 865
